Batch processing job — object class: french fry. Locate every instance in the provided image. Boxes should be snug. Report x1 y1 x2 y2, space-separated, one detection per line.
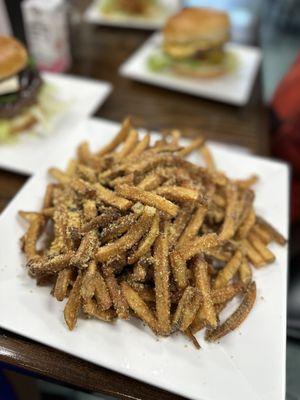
241 239 265 268
94 270 112 310
168 208 192 249
236 209 256 240
129 133 150 158
211 282 244 304
178 137 205 157
199 144 216 171
20 213 45 259
193 256 217 328
121 281 158 333
42 183 57 209
97 117 131 156
172 286 201 331
116 129 138 159
177 205 207 247
206 282 256 341
48 167 70 184
83 200 97 221
251 224 272 244
153 221 171 335
80 261 97 301
100 213 139 243
235 174 258 189
64 273 83 330
214 250 243 289
94 183 132 211
239 258 252 285
185 328 201 349
27 252 73 275
138 172 163 191
81 211 120 233
104 267 129 319
116 184 179 217
256 216 287 245
178 233 219 261
156 186 199 203
219 183 239 240
97 207 155 263
128 213 160 264
70 230 98 268
53 268 73 301
248 232 275 265
83 298 115 321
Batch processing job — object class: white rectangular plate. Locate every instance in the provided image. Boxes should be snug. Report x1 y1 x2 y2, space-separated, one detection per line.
0 73 112 175
0 117 288 400
84 0 180 29
120 33 262 105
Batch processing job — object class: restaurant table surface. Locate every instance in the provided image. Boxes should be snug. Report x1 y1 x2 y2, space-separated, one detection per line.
0 11 269 400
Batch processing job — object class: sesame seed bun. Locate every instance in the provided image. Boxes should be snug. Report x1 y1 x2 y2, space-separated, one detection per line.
0 36 28 80
163 8 230 59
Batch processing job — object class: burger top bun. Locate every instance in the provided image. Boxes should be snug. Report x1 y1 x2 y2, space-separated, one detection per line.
163 8 230 57
0 36 28 80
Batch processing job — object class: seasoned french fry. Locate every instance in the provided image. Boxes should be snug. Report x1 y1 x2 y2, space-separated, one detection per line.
28 252 73 275
20 213 45 259
248 232 275 265
251 224 272 244
156 186 199 203
219 184 239 240
168 208 192 249
94 270 112 310
83 200 97 221
236 209 256 240
199 144 215 171
64 273 83 330
48 167 70 184
241 239 265 268
153 221 171 334
81 211 120 233
104 267 129 319
121 281 158 333
172 286 201 331
178 137 205 157
239 258 252 285
95 183 132 211
214 250 243 289
97 117 131 156
70 230 98 268
138 172 163 191
83 298 115 321
54 268 73 301
128 213 160 264
97 207 155 263
206 282 256 341
116 129 138 159
185 328 201 349
193 256 217 328
100 213 139 243
129 133 150 158
211 282 244 304
177 205 207 247
256 216 287 245
179 233 219 261
116 184 179 217
235 174 258 189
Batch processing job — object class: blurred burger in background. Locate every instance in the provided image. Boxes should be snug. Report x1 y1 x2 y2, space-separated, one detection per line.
0 36 60 142
148 7 237 78
101 0 158 17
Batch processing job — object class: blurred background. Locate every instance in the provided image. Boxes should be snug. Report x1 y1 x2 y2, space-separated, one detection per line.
0 0 300 399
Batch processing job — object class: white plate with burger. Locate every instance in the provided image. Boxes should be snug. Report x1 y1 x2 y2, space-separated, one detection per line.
84 0 180 30
120 8 262 105
0 36 112 175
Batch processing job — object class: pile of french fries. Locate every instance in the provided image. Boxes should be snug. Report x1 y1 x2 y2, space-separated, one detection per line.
19 118 286 348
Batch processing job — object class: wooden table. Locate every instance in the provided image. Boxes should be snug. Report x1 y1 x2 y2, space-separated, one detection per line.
0 12 268 400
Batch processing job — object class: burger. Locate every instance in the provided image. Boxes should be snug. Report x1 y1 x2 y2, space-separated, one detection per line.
148 8 236 78
0 36 45 141
101 0 157 17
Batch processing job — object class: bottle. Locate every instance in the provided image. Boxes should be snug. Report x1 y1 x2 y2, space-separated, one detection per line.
21 0 71 73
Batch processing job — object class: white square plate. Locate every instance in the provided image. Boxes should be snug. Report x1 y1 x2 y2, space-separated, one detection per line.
84 0 180 29
0 73 112 175
0 118 288 400
120 33 262 105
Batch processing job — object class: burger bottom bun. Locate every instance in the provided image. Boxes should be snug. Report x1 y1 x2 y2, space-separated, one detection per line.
171 63 227 78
